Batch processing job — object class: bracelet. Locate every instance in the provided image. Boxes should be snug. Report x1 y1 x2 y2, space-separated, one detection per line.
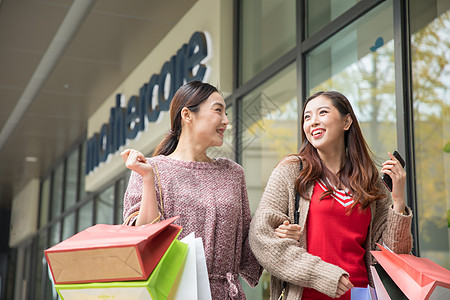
392 205 408 216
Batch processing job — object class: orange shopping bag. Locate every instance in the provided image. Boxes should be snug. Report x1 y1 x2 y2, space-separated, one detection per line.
45 216 181 284
371 243 450 300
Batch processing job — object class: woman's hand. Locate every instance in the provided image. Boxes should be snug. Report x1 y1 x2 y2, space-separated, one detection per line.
381 152 407 213
121 149 154 179
335 275 354 298
121 149 159 226
274 220 302 241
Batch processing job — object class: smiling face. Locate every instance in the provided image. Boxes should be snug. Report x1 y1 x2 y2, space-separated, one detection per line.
189 91 229 148
303 95 352 155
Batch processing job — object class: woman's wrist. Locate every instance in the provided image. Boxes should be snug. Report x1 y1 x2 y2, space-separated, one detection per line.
392 203 407 215
392 194 406 213
142 172 155 182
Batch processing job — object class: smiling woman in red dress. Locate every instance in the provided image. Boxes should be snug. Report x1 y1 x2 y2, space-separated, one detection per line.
249 91 413 300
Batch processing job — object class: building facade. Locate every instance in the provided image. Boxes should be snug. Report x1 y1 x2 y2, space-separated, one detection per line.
4 0 450 299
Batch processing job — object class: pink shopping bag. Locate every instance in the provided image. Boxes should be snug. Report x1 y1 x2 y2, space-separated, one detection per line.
371 243 450 300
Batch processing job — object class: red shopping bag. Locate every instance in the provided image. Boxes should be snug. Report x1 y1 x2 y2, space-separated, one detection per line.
45 216 181 284
370 264 408 299
371 243 450 300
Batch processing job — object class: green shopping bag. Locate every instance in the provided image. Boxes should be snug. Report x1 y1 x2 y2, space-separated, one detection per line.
55 238 188 300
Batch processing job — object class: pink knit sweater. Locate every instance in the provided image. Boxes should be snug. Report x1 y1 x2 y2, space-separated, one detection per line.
123 155 262 299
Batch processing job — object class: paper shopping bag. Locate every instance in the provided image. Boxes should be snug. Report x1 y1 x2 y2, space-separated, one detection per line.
350 285 377 300
371 243 450 300
370 264 407 300
55 237 188 300
45 216 181 284
194 236 212 300
167 233 212 300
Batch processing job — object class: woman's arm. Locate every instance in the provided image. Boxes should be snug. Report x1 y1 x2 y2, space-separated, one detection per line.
371 188 413 254
381 152 407 213
237 167 263 287
371 152 413 254
370 180 412 255
249 163 348 298
121 149 160 226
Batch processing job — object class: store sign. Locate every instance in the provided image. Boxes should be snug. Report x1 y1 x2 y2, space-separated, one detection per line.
86 31 208 174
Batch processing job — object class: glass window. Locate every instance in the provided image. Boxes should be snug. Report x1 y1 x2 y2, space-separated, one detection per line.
5 249 17 300
33 232 46 300
49 221 61 248
240 62 297 298
78 200 93 232
22 243 32 300
62 212 76 240
95 185 115 225
64 149 79 211
410 0 450 268
44 266 57 300
239 0 296 84
306 0 395 159
116 178 125 224
50 164 64 219
241 63 298 213
39 177 50 228
79 141 87 201
306 0 359 37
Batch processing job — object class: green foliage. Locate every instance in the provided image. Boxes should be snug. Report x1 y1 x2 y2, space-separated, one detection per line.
448 210 450 228
444 141 450 153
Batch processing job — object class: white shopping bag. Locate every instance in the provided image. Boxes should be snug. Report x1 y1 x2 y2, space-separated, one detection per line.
168 233 212 300
194 235 211 300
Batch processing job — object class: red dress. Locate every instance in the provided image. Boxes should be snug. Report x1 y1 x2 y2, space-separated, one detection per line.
302 179 371 300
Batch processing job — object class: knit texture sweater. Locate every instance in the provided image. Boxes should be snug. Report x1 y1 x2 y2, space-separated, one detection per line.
248 159 413 300
123 155 262 300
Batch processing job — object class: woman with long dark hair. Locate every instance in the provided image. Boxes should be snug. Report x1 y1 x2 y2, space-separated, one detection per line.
249 91 413 299
121 81 262 299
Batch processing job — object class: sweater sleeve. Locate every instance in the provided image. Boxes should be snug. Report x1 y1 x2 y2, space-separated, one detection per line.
122 170 143 225
370 180 413 254
249 163 347 298
238 168 263 287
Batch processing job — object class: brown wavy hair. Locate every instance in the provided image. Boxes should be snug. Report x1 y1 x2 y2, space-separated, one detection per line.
153 81 219 156
295 91 384 210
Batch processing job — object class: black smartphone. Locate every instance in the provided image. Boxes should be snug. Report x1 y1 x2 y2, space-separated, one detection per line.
382 151 406 192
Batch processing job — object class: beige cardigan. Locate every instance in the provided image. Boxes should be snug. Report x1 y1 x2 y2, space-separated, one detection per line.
249 159 413 300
